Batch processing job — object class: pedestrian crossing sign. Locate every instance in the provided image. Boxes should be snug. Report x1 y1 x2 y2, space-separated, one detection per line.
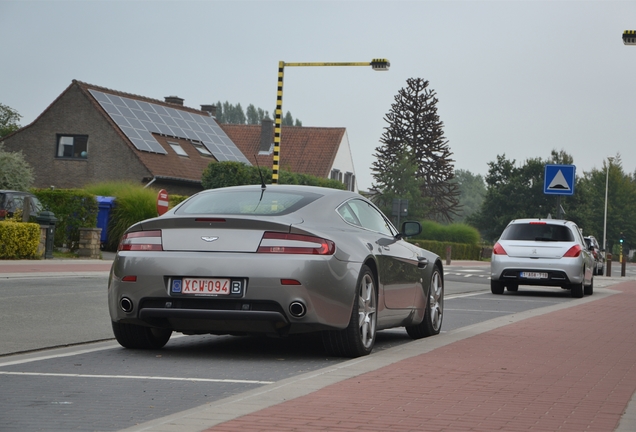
544 164 576 196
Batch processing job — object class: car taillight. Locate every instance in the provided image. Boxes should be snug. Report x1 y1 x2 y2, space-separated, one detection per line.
257 232 335 255
118 230 163 251
492 242 507 255
563 244 581 258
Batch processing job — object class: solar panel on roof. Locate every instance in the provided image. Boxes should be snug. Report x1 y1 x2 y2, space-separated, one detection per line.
89 89 250 163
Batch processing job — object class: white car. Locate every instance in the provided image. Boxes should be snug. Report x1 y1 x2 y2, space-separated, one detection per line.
490 219 594 298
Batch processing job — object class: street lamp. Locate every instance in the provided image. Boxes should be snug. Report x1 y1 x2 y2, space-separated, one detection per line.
271 59 390 184
602 157 614 253
623 30 636 45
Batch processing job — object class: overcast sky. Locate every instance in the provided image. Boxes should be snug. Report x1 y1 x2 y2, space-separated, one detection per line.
2 0 635 191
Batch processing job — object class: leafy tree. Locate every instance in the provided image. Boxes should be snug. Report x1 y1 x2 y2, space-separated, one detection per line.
246 104 260 125
575 154 636 253
0 143 34 190
0 103 21 138
215 101 295 126
468 149 596 243
371 147 429 223
371 78 459 222
451 169 486 223
283 111 294 126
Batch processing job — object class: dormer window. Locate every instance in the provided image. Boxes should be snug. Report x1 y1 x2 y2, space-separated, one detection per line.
168 141 188 157
192 142 212 157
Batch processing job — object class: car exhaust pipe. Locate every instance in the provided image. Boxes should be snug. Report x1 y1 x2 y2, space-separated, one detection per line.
289 301 306 318
120 297 134 313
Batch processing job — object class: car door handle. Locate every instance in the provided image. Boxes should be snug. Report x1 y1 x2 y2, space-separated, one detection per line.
418 256 428 268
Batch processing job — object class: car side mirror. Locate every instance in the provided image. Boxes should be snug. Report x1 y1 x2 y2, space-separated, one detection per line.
400 221 421 239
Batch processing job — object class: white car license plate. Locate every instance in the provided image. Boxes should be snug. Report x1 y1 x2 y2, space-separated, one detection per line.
178 278 231 295
520 272 548 279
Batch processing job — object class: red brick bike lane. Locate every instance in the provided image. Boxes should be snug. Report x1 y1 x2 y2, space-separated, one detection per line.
206 282 636 432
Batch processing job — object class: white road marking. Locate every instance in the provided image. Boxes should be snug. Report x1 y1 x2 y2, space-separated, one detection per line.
0 371 273 385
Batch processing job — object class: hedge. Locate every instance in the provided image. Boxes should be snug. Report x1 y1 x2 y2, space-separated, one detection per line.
32 189 98 251
408 239 482 261
0 221 40 259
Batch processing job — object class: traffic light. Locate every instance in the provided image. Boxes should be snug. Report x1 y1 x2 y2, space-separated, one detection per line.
620 233 626 244
623 30 636 45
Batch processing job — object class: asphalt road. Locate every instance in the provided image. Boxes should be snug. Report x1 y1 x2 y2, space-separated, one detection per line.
0 262 632 431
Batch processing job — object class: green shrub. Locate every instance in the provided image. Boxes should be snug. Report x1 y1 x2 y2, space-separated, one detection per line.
33 189 98 250
408 239 482 261
169 194 189 208
0 221 40 259
84 182 159 251
201 161 346 190
415 220 480 244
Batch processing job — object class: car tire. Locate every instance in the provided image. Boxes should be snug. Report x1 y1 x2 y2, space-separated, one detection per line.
570 282 584 298
491 280 505 294
584 276 594 296
322 265 377 358
111 321 172 349
506 283 519 292
406 266 444 339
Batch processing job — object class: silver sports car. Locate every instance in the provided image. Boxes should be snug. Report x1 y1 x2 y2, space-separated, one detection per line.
108 184 444 357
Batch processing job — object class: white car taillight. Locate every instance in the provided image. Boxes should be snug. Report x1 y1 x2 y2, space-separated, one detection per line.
118 230 163 251
257 232 335 255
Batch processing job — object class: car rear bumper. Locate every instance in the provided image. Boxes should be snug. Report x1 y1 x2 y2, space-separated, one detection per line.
108 251 360 335
491 256 584 286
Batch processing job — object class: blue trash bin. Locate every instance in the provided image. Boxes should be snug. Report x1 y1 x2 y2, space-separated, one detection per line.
96 196 116 246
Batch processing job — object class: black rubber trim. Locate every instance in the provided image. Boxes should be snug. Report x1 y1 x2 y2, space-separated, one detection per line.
139 308 288 323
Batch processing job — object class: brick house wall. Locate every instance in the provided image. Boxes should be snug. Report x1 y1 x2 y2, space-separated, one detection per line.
2 83 152 190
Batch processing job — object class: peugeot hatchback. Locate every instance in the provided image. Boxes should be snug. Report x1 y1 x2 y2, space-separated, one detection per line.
491 219 594 298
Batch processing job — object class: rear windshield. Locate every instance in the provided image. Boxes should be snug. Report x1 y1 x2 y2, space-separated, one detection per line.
175 190 322 216
500 223 574 242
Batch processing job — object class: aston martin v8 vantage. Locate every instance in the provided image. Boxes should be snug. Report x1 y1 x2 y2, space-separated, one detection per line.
108 184 444 357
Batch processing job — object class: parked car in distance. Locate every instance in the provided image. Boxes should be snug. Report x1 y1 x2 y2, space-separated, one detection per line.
108 184 445 358
491 218 594 298
584 235 604 276
0 190 43 220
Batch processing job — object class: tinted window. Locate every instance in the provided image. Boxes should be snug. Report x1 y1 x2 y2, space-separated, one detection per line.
500 223 574 242
342 199 395 236
175 190 322 216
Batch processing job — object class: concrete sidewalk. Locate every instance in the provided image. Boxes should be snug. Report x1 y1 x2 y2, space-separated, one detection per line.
0 253 114 278
121 279 636 432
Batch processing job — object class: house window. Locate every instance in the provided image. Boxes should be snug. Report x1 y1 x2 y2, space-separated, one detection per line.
344 172 355 191
168 141 188 157
192 142 212 157
330 169 342 182
56 135 88 159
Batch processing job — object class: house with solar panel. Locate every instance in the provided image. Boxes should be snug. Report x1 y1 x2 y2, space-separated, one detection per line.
2 80 358 195
1 80 250 196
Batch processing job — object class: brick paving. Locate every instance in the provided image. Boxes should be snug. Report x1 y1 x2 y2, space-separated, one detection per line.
204 281 636 432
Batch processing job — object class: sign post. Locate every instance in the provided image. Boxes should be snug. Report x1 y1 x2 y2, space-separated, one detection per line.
544 165 576 219
157 189 169 216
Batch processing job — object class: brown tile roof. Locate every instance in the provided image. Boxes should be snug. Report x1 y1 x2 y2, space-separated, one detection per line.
220 124 345 178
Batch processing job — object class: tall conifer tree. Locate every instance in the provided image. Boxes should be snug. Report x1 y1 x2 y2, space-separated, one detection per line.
371 78 460 222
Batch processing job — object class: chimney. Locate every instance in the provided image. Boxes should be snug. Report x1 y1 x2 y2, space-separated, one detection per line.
200 104 217 117
164 96 184 106
259 118 274 154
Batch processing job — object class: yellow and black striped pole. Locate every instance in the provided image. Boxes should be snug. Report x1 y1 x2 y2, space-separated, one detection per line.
272 61 284 184
271 59 389 184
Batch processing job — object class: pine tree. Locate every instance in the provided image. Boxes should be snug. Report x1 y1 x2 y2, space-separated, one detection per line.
371 78 460 222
